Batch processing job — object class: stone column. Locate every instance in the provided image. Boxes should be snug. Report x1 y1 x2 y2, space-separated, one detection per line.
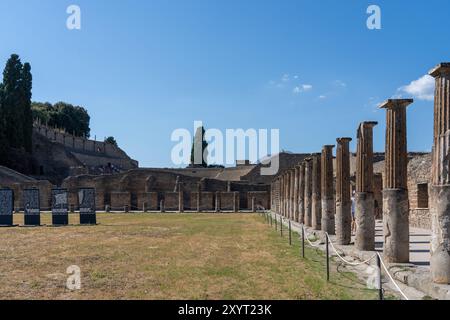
321 145 335 234
380 99 412 263
178 190 184 213
429 63 450 284
293 166 300 222
289 169 295 220
233 191 239 212
286 171 290 218
312 154 322 230
355 121 378 251
336 138 352 245
304 159 313 227
284 172 288 217
280 174 284 216
298 163 306 224
197 183 202 212
215 191 221 213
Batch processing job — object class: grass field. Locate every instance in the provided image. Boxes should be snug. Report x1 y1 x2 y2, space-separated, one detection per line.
0 213 378 300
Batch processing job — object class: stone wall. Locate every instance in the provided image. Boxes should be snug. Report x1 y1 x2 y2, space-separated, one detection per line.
247 191 270 210
410 208 431 230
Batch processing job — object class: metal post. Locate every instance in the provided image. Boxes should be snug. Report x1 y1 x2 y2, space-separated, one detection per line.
326 234 330 282
289 220 292 246
301 225 305 258
377 254 383 300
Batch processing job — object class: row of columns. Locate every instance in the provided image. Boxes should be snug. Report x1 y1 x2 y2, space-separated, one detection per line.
272 62 450 284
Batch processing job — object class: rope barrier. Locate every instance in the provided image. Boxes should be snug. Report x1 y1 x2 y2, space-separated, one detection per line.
376 252 409 300
326 235 377 266
271 211 410 300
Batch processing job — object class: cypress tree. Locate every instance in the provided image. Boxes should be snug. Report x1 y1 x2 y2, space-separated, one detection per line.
20 63 33 152
190 126 209 167
2 54 24 149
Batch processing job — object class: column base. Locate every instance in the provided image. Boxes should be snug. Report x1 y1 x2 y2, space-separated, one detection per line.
321 197 335 235
430 185 450 284
383 189 409 263
335 201 351 245
355 192 375 251
312 195 322 231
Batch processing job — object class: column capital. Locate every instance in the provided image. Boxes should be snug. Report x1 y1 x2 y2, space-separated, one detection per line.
379 99 413 110
336 137 352 144
429 62 450 78
359 121 378 129
322 145 335 150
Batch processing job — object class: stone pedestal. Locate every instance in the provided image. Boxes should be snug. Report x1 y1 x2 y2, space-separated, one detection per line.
355 192 375 251
383 189 409 263
430 185 450 284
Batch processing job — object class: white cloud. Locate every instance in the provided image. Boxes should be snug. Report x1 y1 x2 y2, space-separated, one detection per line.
293 84 313 94
318 95 327 99
398 75 435 101
334 80 347 88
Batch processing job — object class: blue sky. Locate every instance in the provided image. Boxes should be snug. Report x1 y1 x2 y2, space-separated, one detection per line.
0 0 448 167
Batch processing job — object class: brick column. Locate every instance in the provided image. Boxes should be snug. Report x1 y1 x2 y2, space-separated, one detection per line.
336 138 352 245
380 99 412 263
321 145 335 234
304 159 313 227
355 121 378 251
312 154 322 230
429 63 450 284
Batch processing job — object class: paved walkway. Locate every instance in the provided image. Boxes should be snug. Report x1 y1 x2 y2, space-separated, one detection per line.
373 220 431 267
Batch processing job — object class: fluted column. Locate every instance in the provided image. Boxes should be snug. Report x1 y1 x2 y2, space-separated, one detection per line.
321 145 335 234
336 138 352 245
355 121 378 251
304 159 313 227
298 163 306 224
289 169 294 220
380 99 412 263
293 166 299 222
312 154 322 230
280 174 284 216
429 62 450 284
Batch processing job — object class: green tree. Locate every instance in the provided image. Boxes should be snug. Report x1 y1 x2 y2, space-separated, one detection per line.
190 126 208 167
104 136 118 147
2 54 24 149
20 63 33 152
0 83 7 163
31 101 91 137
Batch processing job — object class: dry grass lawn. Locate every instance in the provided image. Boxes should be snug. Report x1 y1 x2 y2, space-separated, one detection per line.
0 213 378 300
